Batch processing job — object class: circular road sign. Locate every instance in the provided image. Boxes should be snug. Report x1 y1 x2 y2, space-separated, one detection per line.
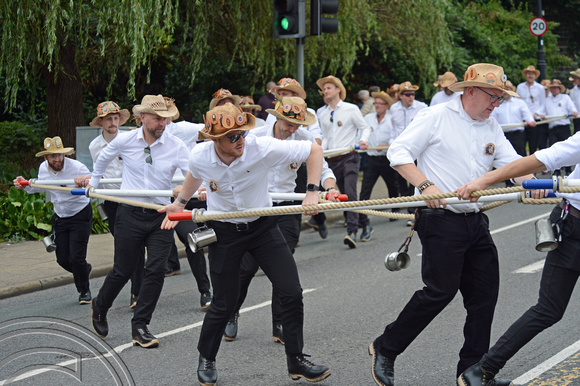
530 17 547 37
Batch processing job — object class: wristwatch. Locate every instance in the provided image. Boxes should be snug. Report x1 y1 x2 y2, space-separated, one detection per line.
307 184 320 192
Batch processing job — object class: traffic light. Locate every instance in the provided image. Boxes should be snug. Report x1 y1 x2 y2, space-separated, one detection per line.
273 0 305 39
311 0 339 36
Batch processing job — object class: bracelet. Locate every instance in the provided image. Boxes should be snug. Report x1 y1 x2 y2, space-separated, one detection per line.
175 195 188 205
417 180 434 193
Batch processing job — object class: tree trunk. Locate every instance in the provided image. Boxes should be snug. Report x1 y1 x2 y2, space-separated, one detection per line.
42 28 85 153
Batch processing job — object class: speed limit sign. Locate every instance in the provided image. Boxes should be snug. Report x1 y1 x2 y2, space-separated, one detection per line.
530 17 547 36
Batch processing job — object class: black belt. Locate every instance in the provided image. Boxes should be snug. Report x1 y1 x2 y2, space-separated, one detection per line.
419 208 478 216
120 203 161 214
273 201 294 207
210 216 267 232
327 151 356 163
558 200 580 220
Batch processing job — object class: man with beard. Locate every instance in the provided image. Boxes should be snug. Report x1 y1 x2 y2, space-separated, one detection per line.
14 137 93 304
86 94 190 348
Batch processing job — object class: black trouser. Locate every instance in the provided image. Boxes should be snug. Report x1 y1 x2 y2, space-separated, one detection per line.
234 203 301 325
53 203 92 294
535 123 550 152
376 209 499 376
549 124 573 175
359 155 399 219
95 204 174 329
103 200 144 296
574 118 580 134
197 216 304 360
482 205 580 374
172 220 211 294
504 130 527 157
295 163 326 227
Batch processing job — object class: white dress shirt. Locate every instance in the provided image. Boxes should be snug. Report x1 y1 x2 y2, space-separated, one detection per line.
265 107 322 141
89 133 123 189
165 120 205 149
535 131 580 209
389 100 428 142
387 97 520 213
188 134 312 223
251 123 335 199
317 100 371 150
516 81 546 116
545 93 578 128
89 127 190 206
430 90 461 106
364 110 393 156
490 97 535 132
570 85 580 113
26 158 90 218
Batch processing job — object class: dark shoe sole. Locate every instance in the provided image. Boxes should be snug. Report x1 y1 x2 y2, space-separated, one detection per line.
344 236 357 249
132 338 159 348
289 370 331 382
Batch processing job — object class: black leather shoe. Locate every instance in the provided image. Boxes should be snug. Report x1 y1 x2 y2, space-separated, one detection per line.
360 225 374 242
91 299 108 338
198 355 217 386
368 341 394 386
457 363 497 386
305 217 319 230
287 353 331 382
200 292 212 310
132 327 159 348
318 220 328 239
130 293 138 309
344 232 357 248
495 379 513 386
273 323 285 345
79 289 91 305
223 312 238 341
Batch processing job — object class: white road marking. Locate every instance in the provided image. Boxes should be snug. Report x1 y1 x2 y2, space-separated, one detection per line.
514 259 546 274
513 339 580 385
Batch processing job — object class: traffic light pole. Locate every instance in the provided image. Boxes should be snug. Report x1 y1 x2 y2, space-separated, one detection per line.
296 37 305 86
537 0 546 80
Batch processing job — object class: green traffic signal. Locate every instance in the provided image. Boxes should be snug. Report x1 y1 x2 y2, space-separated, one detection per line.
280 17 289 31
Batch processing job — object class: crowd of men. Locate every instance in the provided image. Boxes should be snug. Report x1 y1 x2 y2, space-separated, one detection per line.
12 62 580 385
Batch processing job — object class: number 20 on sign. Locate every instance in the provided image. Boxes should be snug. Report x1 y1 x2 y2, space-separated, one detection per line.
530 17 547 37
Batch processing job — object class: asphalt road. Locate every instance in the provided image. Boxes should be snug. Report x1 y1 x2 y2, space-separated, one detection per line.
1 202 580 385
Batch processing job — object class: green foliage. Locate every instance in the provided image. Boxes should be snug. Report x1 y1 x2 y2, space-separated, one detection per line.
91 201 110 234
0 121 45 185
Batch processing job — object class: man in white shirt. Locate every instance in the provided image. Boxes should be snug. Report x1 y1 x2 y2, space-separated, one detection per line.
430 72 461 106
14 137 93 304
316 75 372 248
369 63 530 386
160 102 330 385
490 81 536 157
568 69 580 133
87 95 190 349
516 65 547 153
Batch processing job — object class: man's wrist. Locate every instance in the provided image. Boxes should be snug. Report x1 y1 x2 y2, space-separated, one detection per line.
175 195 188 205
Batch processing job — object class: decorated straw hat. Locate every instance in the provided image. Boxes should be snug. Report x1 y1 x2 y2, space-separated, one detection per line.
163 97 180 121
209 89 241 110
440 72 458 88
266 96 317 126
132 94 179 118
198 103 256 140
371 91 395 106
548 79 566 93
398 81 419 94
35 136 75 157
449 63 518 97
89 101 130 127
521 65 540 78
387 84 400 96
433 74 443 87
503 80 516 92
316 75 346 100
239 96 262 111
540 79 551 89
570 69 580 79
271 78 307 99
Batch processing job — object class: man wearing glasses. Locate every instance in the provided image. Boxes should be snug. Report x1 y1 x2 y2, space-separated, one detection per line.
160 102 330 385
85 94 190 348
516 65 547 153
369 63 529 386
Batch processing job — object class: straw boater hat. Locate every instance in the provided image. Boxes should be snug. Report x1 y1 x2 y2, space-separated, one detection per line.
433 74 443 87
503 80 516 92
387 84 400 96
440 72 458 88
209 89 241 110
371 91 395 106
570 69 580 79
35 136 75 157
449 63 518 97
540 79 551 89
266 96 317 126
239 96 262 111
316 75 347 100
163 97 180 121
198 103 256 140
132 94 179 118
521 65 540 78
89 101 130 127
398 81 419 94
271 78 307 99
548 79 566 93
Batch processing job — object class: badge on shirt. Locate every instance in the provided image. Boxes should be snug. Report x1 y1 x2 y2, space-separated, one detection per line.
289 162 300 170
209 179 219 193
484 143 495 156
337 120 343 127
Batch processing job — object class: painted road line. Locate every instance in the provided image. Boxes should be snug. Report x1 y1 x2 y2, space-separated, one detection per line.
514 259 546 274
513 339 580 385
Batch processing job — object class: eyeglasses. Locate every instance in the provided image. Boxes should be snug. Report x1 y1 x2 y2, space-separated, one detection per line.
402 93 415 97
374 102 388 106
225 130 249 143
144 146 152 164
330 110 334 123
476 87 505 105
